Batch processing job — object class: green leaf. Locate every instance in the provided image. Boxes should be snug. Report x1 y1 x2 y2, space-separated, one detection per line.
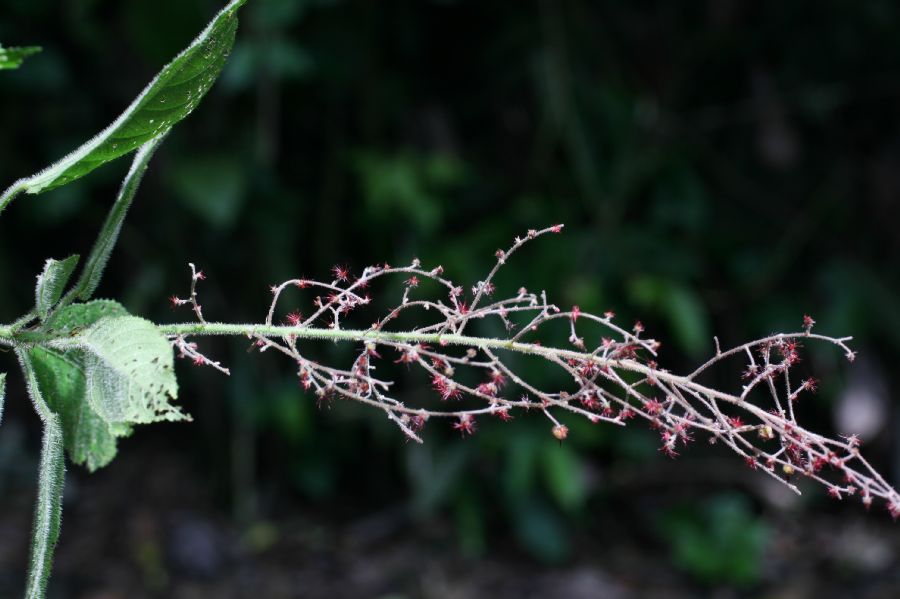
0 0 247 208
0 44 42 70
42 299 129 337
76 316 185 424
0 372 5 426
36 301 132 470
30 347 125 472
35 255 80 320
28 301 150 471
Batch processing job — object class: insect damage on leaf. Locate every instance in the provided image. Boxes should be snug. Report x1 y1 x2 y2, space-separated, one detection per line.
75 315 185 425
30 302 181 471
41 299 129 337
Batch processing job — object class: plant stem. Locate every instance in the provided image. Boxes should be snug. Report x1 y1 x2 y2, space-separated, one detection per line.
0 372 6 426
61 134 168 306
157 321 667 383
156 322 855 414
15 350 66 599
159 322 577 357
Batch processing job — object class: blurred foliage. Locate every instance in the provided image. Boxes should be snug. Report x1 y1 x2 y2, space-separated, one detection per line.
2 0 900 584
659 493 770 587
0 44 42 70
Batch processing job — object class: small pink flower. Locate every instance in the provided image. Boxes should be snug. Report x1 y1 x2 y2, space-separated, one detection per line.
570 305 581 322
331 264 350 282
453 415 477 436
803 314 816 332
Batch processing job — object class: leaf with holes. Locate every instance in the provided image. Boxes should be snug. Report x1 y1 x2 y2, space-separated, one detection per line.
29 301 133 470
42 299 129 337
0 0 247 204
76 316 185 424
35 255 80 320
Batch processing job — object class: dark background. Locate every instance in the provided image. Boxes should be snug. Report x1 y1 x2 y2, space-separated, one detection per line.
2 0 900 597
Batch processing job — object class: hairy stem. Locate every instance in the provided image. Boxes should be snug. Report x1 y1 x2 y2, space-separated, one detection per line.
16 350 66 599
155 322 842 409
161 322 606 360
61 134 168 306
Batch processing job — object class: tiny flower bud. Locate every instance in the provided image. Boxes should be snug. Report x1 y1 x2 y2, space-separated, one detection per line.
331 264 350 282
552 424 569 441
453 414 477 436
758 425 774 440
803 314 815 333
570 305 581 322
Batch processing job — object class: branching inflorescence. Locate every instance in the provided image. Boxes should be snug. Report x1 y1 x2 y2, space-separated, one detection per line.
164 225 900 519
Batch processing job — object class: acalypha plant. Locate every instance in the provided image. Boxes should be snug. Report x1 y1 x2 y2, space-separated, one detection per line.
1 2 896 596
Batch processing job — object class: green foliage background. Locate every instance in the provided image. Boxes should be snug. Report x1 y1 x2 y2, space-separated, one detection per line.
2 0 900 590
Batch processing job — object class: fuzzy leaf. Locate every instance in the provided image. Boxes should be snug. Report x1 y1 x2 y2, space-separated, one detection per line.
77 316 184 424
29 301 143 471
0 44 41 70
42 299 129 337
1 0 246 197
30 347 126 471
35 255 80 320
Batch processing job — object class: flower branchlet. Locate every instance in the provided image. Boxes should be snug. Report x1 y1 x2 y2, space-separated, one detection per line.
166 225 900 519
